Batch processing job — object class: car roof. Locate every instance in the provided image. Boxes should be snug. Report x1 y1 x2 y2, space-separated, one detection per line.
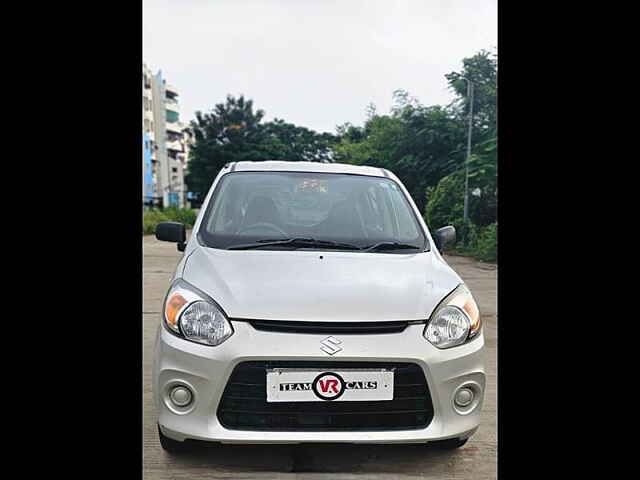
231 161 388 178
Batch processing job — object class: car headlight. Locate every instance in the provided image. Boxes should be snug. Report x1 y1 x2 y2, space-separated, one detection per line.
162 279 234 346
423 284 481 349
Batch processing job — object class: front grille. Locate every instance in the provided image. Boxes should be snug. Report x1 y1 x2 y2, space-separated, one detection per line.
246 320 410 335
217 361 434 431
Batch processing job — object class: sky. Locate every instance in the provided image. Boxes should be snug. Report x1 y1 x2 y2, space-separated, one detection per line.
143 0 496 134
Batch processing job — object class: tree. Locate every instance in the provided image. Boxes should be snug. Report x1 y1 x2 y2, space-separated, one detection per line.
333 48 497 258
185 95 336 197
261 119 337 163
390 102 465 212
185 95 269 196
445 48 497 140
444 50 497 229
466 136 497 227
334 90 464 212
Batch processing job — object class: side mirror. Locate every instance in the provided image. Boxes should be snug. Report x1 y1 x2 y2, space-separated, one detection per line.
155 222 186 251
433 226 456 251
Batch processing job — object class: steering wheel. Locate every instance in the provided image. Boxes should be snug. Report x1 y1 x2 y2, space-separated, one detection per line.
237 222 288 237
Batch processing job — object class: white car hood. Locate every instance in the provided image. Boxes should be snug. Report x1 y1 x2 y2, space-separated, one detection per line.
182 246 461 322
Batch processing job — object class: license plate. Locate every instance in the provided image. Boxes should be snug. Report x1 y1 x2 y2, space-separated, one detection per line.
266 368 394 402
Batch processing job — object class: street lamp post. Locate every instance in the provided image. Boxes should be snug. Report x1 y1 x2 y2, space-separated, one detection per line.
460 77 474 226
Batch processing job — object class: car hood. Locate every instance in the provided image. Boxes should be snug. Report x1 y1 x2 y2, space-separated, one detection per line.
182 246 461 321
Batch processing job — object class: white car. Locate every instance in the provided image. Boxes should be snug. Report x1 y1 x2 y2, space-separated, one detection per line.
153 161 485 453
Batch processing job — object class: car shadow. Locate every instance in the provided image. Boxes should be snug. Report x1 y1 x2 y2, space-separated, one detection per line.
170 441 476 474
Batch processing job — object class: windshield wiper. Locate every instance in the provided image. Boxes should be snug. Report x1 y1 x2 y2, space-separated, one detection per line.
227 237 361 251
361 241 422 252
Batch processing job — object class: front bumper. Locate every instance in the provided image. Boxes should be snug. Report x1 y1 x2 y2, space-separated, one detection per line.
153 320 485 444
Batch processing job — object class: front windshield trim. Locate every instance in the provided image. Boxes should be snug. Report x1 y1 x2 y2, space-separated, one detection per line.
196 170 430 253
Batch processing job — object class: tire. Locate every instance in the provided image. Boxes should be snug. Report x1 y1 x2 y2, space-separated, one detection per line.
158 425 191 454
432 437 469 450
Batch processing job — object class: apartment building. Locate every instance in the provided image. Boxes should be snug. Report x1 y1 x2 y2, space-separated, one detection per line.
142 62 192 208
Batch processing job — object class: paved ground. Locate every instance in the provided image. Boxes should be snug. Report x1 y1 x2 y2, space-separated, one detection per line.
143 234 497 479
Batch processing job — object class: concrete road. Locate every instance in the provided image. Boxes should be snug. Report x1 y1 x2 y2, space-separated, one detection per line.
143 234 497 479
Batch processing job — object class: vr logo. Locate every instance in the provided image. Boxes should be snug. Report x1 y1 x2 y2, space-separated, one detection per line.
312 372 345 400
318 378 339 394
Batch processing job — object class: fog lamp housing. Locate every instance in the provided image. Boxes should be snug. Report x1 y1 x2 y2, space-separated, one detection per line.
452 382 482 415
163 381 197 414
454 387 474 407
170 386 193 407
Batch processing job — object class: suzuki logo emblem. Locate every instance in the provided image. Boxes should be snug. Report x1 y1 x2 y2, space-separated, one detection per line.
320 336 343 355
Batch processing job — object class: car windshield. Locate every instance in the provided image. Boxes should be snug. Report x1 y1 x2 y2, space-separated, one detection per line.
198 171 427 252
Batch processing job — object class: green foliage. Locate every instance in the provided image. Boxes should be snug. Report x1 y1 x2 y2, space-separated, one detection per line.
445 48 497 141
467 137 497 227
334 98 464 213
424 149 497 262
425 139 496 231
143 210 169 235
185 95 268 197
143 208 198 235
334 115 404 167
162 207 198 226
185 95 335 198
261 119 336 162
475 223 497 262
425 171 465 230
334 49 497 262
449 222 497 262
